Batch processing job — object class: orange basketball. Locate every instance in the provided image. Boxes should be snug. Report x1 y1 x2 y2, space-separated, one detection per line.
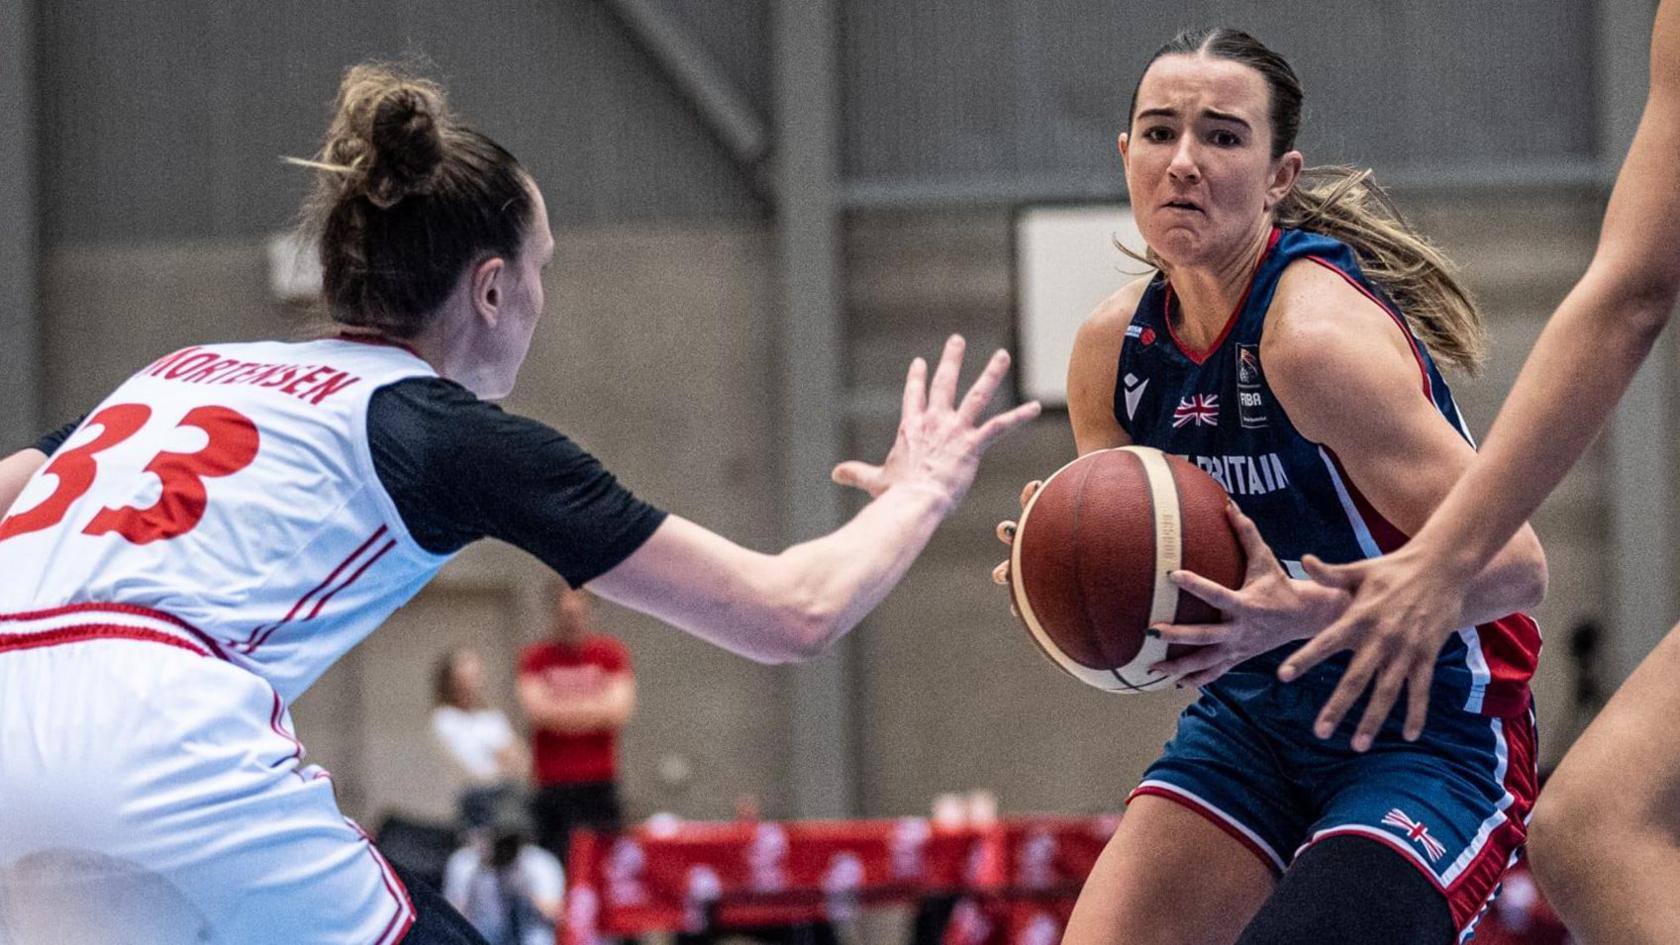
1008 446 1245 692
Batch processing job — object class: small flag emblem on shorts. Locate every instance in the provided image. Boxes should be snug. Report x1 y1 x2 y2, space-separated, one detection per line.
1382 808 1446 861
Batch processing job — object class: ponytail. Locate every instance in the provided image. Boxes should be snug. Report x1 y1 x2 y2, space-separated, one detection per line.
1277 166 1485 372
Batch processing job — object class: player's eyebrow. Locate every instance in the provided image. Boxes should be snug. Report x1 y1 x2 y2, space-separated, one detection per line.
1135 106 1253 132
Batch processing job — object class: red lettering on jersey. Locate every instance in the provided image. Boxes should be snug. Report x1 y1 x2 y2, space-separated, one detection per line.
163 352 218 380
140 352 371 409
260 366 300 389
84 406 261 545
144 347 205 377
0 404 152 542
304 371 360 405
183 357 238 384
280 366 334 397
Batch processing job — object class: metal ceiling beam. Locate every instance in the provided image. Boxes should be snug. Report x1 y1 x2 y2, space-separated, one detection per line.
601 0 770 181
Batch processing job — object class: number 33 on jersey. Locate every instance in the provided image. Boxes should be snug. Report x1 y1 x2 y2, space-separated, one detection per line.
0 339 456 703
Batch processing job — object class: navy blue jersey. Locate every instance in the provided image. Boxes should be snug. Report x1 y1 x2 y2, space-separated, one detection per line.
1115 227 1538 716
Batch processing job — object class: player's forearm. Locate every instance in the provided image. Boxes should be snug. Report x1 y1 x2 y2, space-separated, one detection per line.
531 703 621 734
1414 271 1671 579
1450 526 1548 627
0 449 46 516
767 482 952 658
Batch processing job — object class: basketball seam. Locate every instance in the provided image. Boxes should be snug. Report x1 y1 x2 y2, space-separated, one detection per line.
1011 457 1123 690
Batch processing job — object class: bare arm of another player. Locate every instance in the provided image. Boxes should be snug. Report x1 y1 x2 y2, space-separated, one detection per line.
516 672 635 735
1297 0 1680 675
1260 265 1546 747
0 449 46 516
591 336 1040 665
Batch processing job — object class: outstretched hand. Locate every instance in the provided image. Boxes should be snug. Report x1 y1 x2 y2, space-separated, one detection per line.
1277 544 1466 750
832 335 1041 510
1148 503 1351 688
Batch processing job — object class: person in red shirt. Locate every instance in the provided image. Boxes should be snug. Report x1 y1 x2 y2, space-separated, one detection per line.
518 584 636 861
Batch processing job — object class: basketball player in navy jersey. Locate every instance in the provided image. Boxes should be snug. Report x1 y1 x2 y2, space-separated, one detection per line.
0 65 1038 944
997 29 1546 945
1289 2 1680 941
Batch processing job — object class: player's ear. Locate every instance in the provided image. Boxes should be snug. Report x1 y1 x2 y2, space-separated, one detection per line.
470 257 506 328
1264 150 1303 213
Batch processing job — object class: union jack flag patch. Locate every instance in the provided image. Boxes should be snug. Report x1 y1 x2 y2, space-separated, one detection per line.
1173 394 1219 428
1381 808 1446 862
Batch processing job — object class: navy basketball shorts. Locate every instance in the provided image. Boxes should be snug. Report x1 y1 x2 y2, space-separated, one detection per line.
1128 671 1538 939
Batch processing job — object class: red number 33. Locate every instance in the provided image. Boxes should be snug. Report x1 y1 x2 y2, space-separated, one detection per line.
0 403 260 545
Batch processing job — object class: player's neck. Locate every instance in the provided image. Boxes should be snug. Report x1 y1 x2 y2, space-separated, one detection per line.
1161 223 1272 347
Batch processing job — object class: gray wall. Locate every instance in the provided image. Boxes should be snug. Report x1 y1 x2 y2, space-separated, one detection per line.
842 0 1597 190
37 0 1602 246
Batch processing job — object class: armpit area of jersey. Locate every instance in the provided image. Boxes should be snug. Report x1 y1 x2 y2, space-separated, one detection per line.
367 376 667 587
31 415 86 456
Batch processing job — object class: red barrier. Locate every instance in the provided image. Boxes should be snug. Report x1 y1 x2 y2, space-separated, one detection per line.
561 815 1120 945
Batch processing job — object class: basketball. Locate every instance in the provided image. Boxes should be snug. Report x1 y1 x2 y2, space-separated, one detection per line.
1008 446 1245 692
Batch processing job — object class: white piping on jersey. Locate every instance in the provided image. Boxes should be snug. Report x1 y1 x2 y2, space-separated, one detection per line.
1455 625 1493 714
1134 779 1287 873
1316 447 1382 560
1439 715 1515 887
240 525 397 653
1318 446 1494 711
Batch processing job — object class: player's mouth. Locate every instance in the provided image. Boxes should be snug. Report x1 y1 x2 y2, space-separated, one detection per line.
1162 199 1203 213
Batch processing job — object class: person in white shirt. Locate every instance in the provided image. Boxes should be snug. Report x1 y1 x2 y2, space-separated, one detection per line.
432 647 527 829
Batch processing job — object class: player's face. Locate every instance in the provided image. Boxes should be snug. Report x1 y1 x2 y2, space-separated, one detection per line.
1120 55 1300 269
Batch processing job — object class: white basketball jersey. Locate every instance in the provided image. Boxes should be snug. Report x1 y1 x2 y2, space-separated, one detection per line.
0 338 455 702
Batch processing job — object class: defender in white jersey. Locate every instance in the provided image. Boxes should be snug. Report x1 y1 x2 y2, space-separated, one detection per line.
0 66 1039 944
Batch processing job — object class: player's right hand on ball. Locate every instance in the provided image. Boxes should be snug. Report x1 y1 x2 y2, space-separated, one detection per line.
831 335 1041 510
991 480 1041 591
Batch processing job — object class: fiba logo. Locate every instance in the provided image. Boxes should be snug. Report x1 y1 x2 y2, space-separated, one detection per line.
604 838 648 906
1015 828 1058 890
889 817 930 880
1235 344 1267 429
747 823 789 892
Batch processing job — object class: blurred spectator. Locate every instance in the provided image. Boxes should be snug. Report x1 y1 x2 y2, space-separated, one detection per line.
432 646 527 829
519 586 636 862
443 799 564 945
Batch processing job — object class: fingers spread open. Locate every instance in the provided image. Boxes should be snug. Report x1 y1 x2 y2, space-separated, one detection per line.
996 519 1017 546
1227 504 1281 573
1351 660 1409 752
1167 569 1242 614
1301 554 1360 590
977 401 1042 446
1403 661 1436 741
902 356 928 420
1151 643 1226 676
991 560 1010 585
1149 621 1229 646
1312 654 1375 740
928 335 966 411
957 349 1011 425
1278 618 1355 681
1019 480 1042 508
831 460 884 495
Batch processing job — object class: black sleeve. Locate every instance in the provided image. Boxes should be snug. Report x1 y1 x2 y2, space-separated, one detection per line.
366 377 668 586
31 415 87 456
